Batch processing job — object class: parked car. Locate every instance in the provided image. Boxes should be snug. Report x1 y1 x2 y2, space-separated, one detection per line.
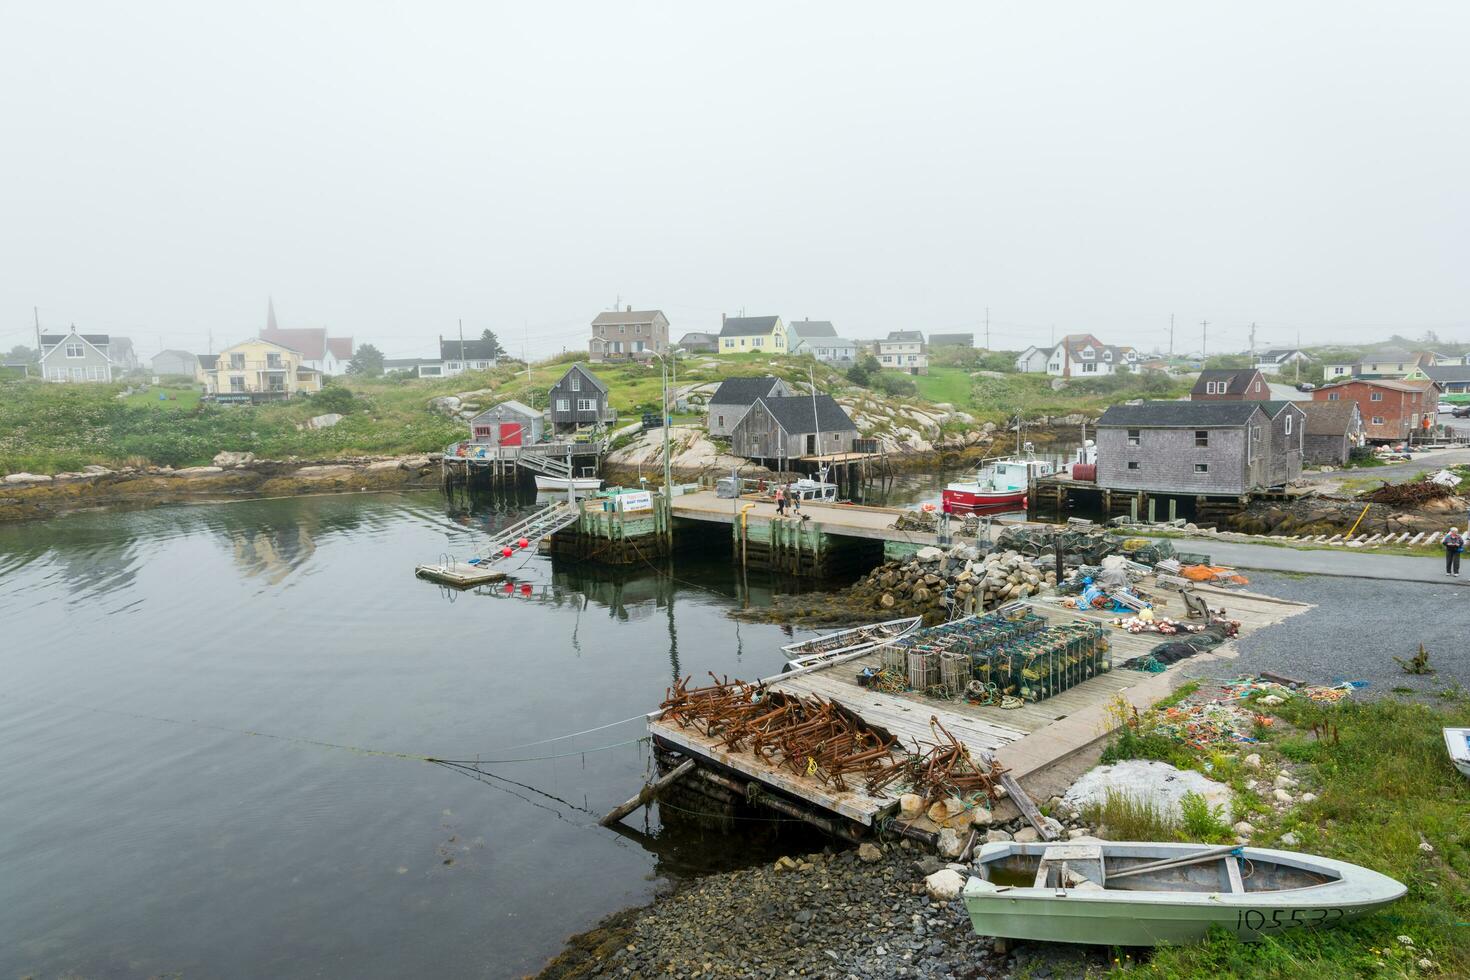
1453 404 1470 419
1295 382 1316 391
1438 401 1456 414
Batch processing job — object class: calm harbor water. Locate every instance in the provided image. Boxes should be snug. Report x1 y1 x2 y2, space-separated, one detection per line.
0 491 844 978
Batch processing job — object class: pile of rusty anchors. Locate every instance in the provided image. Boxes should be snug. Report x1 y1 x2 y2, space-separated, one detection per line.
867 715 1006 804
659 674 899 791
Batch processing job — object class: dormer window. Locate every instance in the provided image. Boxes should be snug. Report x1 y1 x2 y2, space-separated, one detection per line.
1081 348 1094 358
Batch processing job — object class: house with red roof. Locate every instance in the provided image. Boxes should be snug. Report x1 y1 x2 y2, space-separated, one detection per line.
258 298 354 375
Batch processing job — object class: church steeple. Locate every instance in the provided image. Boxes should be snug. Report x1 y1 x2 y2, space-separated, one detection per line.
266 297 279 333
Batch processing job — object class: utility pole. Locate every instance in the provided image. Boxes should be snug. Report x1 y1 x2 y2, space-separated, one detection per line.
984 307 991 351
457 318 466 373
1200 320 1209 358
1248 322 1257 359
33 306 40 355
1168 313 1174 356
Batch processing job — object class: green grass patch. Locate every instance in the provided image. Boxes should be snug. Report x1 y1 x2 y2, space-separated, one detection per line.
911 366 974 406
1115 693 1470 979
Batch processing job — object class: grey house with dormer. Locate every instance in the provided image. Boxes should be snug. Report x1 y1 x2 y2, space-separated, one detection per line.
548 364 615 433
38 329 114 383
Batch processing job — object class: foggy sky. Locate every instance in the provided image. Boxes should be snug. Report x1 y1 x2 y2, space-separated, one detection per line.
2 2 1466 360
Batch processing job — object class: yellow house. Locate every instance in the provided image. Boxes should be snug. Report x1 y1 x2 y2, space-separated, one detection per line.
717 315 788 355
201 339 323 397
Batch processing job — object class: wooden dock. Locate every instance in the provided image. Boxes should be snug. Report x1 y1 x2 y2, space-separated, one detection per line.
414 561 508 587
647 581 1311 831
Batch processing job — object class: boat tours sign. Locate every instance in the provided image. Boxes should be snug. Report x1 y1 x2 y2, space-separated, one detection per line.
616 490 654 513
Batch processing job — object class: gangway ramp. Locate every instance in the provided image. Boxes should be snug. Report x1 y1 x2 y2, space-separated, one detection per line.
415 501 583 587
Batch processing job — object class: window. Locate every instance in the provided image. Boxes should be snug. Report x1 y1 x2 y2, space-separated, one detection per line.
1284 415 1293 435
1194 430 1209 447
1126 461 1140 470
555 398 570 411
266 353 282 368
448 361 462 370
716 415 724 427
752 337 763 347
1253 380 1261 392
724 340 734 349
1371 415 1384 425
65 343 84 358
230 353 245 369
576 398 596 412
70 366 83 380
1194 463 1209 473
619 324 625 333
1370 391 1383 401
1327 392 1339 401
1082 362 1097 373
570 374 581 391
230 375 246 392
1127 429 1140 446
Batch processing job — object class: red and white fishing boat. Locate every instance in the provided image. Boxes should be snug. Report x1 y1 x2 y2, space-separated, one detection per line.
942 454 1058 513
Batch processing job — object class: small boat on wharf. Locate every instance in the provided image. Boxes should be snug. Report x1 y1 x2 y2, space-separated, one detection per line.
1444 727 1470 778
780 616 922 670
534 475 603 492
964 840 1405 946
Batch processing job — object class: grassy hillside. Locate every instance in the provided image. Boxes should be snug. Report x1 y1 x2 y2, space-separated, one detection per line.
1 353 1193 475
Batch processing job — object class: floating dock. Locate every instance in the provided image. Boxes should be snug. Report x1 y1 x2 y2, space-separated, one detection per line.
414 561 509 587
647 580 1310 834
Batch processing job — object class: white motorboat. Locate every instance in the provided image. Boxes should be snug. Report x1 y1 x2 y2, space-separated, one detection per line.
780 616 922 670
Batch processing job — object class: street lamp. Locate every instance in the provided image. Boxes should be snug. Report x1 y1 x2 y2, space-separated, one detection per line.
649 347 684 501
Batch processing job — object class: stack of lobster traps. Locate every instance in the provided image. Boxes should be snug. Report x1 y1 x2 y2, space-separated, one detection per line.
879 603 1112 704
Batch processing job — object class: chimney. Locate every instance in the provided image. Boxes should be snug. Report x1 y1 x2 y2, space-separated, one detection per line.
722 313 727 326
626 304 632 312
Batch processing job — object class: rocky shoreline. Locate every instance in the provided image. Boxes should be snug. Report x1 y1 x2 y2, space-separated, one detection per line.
536 839 1103 980
0 452 442 523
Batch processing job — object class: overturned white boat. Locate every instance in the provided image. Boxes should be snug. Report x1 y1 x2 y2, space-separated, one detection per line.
780 616 921 670
964 840 1405 946
1445 727 1470 779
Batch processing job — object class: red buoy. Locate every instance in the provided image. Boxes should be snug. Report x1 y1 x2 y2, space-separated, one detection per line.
504 582 514 593
501 546 513 558
520 583 533 595
517 538 530 549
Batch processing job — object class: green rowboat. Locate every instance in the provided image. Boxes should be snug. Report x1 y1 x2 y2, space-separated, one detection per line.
963 840 1405 946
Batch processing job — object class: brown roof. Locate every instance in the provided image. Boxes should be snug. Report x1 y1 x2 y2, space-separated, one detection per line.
326 337 353 360
1299 401 1359 436
591 309 665 326
1191 368 1263 396
1321 377 1431 394
261 326 326 360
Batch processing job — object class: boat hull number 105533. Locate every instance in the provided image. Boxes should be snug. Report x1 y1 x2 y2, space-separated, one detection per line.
1237 907 1345 932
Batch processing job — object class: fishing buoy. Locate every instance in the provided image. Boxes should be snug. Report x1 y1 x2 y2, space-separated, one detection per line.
501 547 513 557
921 502 937 513
520 583 532 595
504 582 514 593
517 538 529 549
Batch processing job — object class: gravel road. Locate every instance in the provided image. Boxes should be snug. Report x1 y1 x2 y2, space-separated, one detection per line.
1181 571 1470 696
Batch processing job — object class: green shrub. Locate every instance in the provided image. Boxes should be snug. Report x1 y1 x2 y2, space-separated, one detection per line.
1178 791 1231 842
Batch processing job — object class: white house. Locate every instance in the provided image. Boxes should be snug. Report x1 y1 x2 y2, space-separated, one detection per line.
1014 346 1050 373
1252 348 1314 375
1044 334 1138 377
877 330 927 374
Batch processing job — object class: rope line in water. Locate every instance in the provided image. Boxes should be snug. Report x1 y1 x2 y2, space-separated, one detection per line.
0 692 649 766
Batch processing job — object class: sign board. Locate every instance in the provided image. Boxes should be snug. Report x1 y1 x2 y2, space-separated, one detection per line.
617 490 654 513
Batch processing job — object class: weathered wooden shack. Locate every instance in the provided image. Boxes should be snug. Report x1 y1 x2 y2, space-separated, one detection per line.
468 399 543 446
1299 401 1364 466
1095 400 1304 496
548 364 615 433
729 394 859 465
706 376 793 438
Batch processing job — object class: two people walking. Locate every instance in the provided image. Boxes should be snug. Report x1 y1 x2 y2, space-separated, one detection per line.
1446 527 1465 577
773 484 802 517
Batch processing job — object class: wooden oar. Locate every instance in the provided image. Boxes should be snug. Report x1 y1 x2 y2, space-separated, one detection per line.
1105 844 1242 882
